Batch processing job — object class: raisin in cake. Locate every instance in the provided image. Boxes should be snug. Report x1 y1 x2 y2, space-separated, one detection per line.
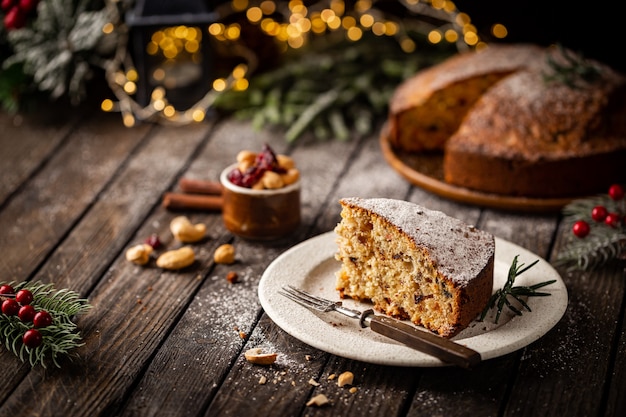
334 197 494 338
387 44 626 198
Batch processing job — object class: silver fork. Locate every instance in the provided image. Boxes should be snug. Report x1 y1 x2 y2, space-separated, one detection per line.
279 285 481 369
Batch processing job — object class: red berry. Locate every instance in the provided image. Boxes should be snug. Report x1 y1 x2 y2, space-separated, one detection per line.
605 212 621 228
33 310 53 328
144 234 162 249
3 5 26 30
22 329 42 348
0 284 14 295
18 305 36 322
572 220 590 238
2 299 20 315
608 184 625 201
591 205 608 222
1 0 14 12
15 289 33 305
18 0 37 13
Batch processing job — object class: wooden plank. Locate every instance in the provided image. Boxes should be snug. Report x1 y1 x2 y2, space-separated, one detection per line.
0 108 84 205
502 221 625 417
115 123 366 416
0 112 151 281
0 120 213 415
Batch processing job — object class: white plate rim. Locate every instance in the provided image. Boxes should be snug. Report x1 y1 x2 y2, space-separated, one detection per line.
258 231 568 367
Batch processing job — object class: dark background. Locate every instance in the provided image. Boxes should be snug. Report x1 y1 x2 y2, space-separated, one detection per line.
455 1 621 71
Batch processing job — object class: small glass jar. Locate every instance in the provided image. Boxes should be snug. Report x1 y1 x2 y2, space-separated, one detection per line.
220 163 301 240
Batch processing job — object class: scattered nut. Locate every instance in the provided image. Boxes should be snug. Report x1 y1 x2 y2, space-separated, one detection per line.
337 371 354 387
306 394 330 407
125 244 153 265
328 373 336 380
214 243 236 264
308 378 320 386
170 216 206 243
156 246 195 270
244 348 277 365
259 375 267 385
226 271 239 283
349 387 358 394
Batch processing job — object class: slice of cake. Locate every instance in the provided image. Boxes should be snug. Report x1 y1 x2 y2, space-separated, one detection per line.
334 198 494 338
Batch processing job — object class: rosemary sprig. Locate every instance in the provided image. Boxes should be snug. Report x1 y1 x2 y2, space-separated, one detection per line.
480 255 555 324
542 44 602 89
0 281 91 368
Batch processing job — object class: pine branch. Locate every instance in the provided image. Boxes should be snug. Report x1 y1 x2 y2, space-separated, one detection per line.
0 281 91 368
556 194 626 271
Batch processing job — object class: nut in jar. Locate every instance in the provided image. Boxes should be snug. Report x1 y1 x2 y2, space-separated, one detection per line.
220 144 301 240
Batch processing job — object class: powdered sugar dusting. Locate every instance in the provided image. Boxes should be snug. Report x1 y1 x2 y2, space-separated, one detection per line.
340 197 494 286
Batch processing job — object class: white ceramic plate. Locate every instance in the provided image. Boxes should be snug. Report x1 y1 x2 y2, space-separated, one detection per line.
258 231 568 367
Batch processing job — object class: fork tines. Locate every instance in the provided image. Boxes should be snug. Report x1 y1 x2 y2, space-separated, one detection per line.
279 285 334 312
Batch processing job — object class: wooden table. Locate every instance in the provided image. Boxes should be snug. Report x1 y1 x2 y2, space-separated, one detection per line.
1 106 624 417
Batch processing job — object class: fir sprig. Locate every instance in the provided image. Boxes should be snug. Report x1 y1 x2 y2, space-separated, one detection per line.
480 256 555 324
0 281 91 368
556 194 626 271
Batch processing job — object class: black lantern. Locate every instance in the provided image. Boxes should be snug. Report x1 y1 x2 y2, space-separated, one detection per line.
125 0 226 109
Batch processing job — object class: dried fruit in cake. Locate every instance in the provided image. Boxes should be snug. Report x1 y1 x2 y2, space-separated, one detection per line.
334 197 494 338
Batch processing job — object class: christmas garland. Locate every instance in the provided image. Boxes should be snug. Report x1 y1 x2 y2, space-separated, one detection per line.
1 0 474 135
0 281 91 368
556 184 626 271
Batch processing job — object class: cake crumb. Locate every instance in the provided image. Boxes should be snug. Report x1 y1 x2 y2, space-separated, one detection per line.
349 387 358 394
328 374 336 380
259 376 267 385
308 378 320 386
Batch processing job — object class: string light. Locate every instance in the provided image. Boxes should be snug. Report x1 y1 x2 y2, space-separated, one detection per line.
102 0 489 127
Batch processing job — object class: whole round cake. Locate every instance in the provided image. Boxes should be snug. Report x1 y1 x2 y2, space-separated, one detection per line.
334 197 494 338
387 44 626 198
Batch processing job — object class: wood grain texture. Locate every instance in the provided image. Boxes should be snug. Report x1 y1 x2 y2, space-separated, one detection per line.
0 109 623 417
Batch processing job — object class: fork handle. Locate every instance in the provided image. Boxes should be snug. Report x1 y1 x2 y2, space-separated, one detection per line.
362 311 481 369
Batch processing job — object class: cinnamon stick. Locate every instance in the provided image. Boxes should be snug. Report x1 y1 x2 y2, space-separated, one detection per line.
162 192 223 211
178 178 223 195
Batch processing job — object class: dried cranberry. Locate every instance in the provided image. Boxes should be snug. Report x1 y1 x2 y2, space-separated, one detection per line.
241 166 265 187
255 143 279 171
144 234 162 250
227 168 245 187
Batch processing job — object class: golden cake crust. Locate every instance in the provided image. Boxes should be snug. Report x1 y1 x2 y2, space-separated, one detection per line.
387 43 626 198
388 44 545 152
334 197 494 338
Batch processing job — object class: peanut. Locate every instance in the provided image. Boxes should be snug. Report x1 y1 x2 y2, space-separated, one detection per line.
170 216 206 243
125 244 153 265
244 347 277 365
306 394 329 407
281 168 300 186
236 150 256 165
214 243 235 264
337 371 354 387
261 170 284 189
276 154 295 170
156 246 195 270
